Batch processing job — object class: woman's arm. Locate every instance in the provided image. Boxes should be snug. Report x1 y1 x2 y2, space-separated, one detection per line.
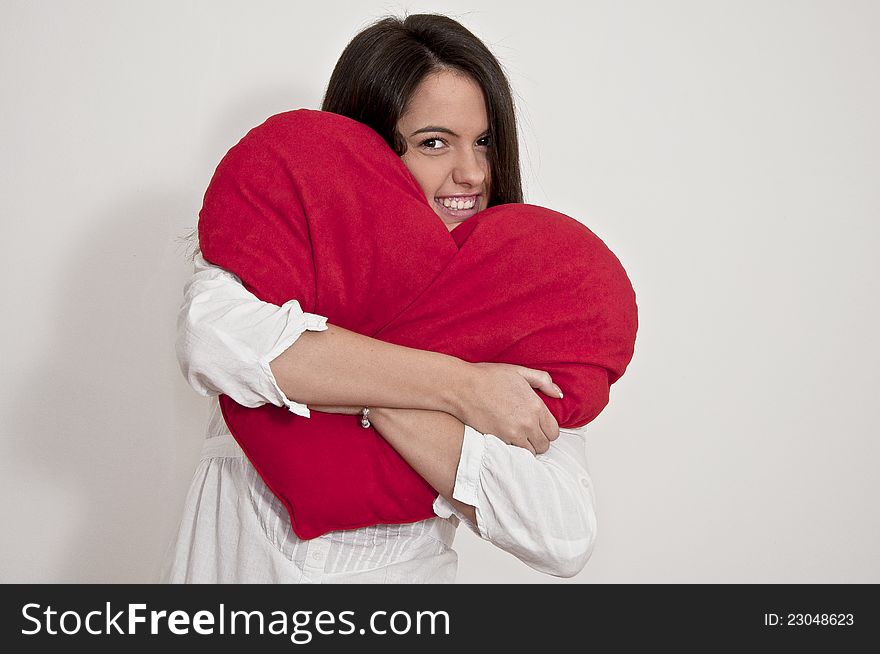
364 407 597 578
177 256 562 449
176 252 328 416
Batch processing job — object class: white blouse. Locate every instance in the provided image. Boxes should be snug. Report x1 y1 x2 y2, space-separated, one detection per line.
161 253 598 583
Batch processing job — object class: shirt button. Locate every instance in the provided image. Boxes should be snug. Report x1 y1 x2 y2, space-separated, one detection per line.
312 551 324 561
580 478 590 488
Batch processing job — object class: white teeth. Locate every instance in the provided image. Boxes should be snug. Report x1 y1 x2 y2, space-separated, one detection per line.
438 197 476 210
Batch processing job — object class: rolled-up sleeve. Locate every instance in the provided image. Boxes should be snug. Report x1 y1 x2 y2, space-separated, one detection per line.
433 426 598 578
175 253 328 417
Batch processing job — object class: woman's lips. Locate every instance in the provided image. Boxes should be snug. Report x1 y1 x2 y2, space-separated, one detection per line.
434 197 480 220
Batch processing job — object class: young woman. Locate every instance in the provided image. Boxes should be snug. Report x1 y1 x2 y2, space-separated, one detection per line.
162 13 598 583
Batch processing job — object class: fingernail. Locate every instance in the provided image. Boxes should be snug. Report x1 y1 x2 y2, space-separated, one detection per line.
554 384 564 398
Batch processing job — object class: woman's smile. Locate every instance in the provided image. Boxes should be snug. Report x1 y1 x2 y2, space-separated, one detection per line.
434 193 482 220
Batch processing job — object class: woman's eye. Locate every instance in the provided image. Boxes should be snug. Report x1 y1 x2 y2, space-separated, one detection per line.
419 137 445 150
418 135 491 150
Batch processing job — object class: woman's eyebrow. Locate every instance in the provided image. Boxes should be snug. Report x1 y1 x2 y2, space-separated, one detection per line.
410 126 490 138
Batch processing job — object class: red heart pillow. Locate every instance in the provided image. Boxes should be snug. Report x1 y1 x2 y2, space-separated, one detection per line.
198 109 638 539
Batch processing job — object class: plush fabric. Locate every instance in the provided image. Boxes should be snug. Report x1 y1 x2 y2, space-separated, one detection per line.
198 109 638 539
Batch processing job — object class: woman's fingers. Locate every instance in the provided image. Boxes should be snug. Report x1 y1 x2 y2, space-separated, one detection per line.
520 440 538 456
539 406 560 443
465 361 565 456
515 366 562 449
517 366 564 399
529 430 550 455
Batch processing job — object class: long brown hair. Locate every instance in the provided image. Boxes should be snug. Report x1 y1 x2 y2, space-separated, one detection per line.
182 12 522 259
322 13 523 207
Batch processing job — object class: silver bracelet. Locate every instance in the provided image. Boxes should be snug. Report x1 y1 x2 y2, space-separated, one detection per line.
360 407 371 429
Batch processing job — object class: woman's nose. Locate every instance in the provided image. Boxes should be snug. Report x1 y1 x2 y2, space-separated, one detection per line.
452 149 487 188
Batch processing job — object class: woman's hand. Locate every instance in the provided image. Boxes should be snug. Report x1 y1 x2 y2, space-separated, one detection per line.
456 362 562 455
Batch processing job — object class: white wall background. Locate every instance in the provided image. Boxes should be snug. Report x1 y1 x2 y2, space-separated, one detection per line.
1 0 877 584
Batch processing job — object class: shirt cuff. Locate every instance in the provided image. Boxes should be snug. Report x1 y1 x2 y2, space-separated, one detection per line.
431 424 488 537
432 496 478 537
451 424 487 507
257 300 328 418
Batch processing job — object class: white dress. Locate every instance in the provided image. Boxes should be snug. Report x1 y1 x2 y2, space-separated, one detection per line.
160 254 598 583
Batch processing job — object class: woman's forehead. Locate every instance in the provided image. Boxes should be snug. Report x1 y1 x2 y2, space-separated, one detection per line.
400 71 489 136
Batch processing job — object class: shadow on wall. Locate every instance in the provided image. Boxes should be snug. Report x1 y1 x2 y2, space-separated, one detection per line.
4 90 321 582
6 187 209 582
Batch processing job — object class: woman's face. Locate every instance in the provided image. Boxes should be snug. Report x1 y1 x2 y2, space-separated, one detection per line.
398 70 492 232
